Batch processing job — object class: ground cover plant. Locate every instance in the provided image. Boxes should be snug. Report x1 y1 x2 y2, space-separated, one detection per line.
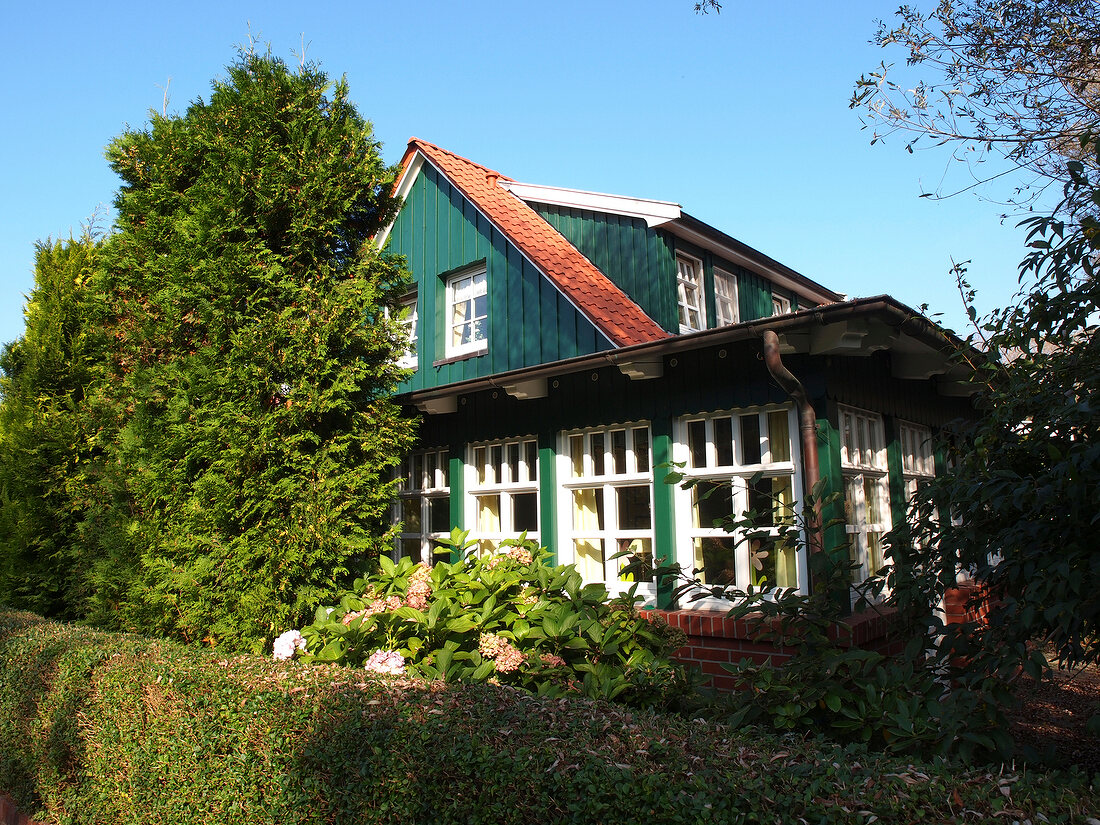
2 608 1098 825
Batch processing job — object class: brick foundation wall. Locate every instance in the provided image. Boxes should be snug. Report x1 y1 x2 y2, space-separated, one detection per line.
651 606 906 691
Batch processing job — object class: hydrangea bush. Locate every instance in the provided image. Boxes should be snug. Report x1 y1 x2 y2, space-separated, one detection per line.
281 531 692 708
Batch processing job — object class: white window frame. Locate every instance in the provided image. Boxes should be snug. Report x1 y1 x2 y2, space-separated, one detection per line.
673 406 805 607
386 292 418 369
714 267 739 327
466 437 540 553
394 449 451 565
446 267 488 358
899 421 935 501
557 423 655 597
840 406 891 584
771 292 792 316
676 253 706 333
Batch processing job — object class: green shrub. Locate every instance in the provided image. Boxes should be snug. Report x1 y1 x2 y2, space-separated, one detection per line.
3 608 1098 825
293 532 692 709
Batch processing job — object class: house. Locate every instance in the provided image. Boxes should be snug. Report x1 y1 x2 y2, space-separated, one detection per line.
377 138 976 657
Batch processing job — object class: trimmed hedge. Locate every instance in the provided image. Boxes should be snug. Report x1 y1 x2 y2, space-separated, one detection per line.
1 610 1097 824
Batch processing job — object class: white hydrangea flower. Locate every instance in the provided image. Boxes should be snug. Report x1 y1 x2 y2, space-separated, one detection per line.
272 629 307 661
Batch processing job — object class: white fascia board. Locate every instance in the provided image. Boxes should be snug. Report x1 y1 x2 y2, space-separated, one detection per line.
668 222 837 307
500 181 682 228
373 152 426 250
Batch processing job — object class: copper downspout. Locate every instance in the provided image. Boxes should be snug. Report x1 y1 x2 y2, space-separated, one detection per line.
761 330 824 570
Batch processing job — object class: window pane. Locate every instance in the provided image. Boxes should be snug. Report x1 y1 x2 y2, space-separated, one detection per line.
477 495 501 532
633 428 650 473
768 411 791 462
688 420 707 468
508 442 520 484
714 417 734 466
413 453 425 490
401 497 422 532
440 453 450 487
740 414 761 465
750 535 797 589
591 432 605 476
617 538 653 582
474 446 487 484
695 537 737 585
748 477 776 527
400 538 422 561
575 540 604 582
513 492 538 532
611 429 627 475
616 485 652 530
426 451 437 486
429 497 450 533
572 488 604 531
570 435 584 477
525 440 538 482
490 445 503 485
693 481 733 529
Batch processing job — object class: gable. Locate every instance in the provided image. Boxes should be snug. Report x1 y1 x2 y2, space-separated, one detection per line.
385 161 617 392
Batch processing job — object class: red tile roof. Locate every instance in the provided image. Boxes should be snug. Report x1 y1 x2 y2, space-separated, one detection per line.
396 139 670 348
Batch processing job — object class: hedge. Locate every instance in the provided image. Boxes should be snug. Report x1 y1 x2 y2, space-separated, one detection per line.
1 610 1097 824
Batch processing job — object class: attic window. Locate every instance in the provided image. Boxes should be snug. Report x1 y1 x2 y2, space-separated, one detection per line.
714 267 739 326
676 254 705 333
771 292 792 316
446 267 488 358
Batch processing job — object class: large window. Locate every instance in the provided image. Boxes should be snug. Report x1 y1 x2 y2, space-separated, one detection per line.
395 449 452 565
446 268 487 358
560 424 654 592
714 267 739 327
840 406 891 582
771 292 792 316
676 254 705 333
676 407 800 593
468 437 540 553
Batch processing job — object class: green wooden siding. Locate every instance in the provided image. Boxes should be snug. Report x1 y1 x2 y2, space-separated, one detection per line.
529 203 679 332
386 165 613 393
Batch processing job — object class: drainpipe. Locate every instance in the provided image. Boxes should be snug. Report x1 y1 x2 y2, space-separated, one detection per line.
761 330 824 573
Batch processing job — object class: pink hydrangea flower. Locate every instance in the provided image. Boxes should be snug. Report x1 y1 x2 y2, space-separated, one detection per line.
363 649 406 676
539 653 567 668
405 564 432 610
272 630 307 660
478 632 525 673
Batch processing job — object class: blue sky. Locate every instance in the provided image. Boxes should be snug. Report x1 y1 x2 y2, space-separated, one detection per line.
3 0 1035 348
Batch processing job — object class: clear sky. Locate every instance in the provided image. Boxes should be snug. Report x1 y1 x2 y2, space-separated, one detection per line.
3 0 1036 348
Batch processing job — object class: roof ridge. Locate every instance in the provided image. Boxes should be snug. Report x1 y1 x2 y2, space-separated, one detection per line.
407 137 515 183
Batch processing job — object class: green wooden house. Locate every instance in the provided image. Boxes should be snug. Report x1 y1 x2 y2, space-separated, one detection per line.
378 138 975 619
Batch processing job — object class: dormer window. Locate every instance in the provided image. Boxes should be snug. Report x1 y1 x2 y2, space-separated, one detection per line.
446 267 488 357
714 267 739 327
676 254 705 333
397 293 418 368
771 292 792 316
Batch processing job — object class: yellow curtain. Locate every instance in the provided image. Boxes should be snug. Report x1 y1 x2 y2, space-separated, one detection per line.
573 489 603 581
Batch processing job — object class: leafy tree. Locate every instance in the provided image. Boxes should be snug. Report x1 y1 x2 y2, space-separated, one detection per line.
851 0 1100 212
851 2 1100 680
0 236 105 617
87 49 417 650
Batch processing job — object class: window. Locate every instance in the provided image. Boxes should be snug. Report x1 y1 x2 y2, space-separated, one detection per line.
446 268 487 357
676 254 705 333
560 424 654 592
714 267 739 327
771 292 792 316
395 449 452 565
899 422 935 501
468 437 540 554
840 407 890 582
389 292 418 369
676 408 800 593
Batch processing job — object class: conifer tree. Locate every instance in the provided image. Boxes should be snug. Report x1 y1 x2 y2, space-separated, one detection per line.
0 236 106 618
95 49 416 650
